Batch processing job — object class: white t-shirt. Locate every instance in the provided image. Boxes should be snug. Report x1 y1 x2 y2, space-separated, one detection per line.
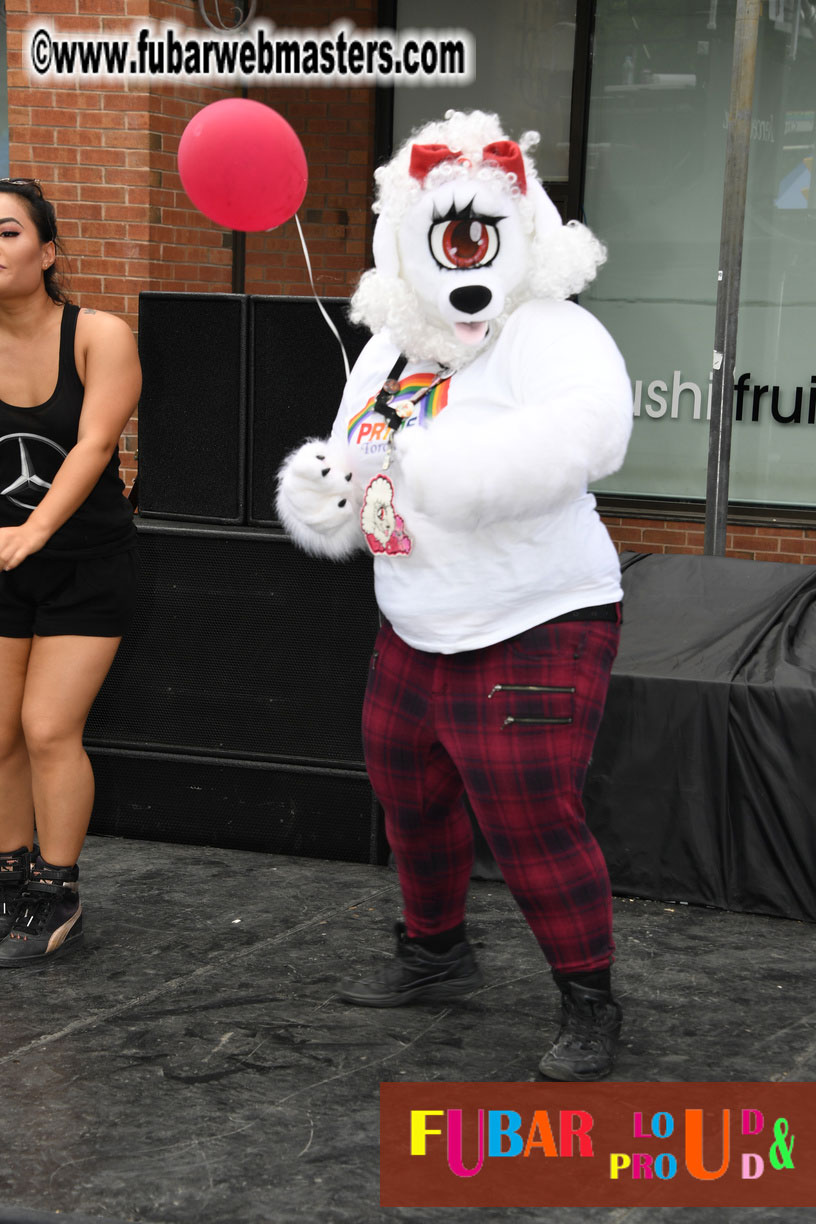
329 298 633 654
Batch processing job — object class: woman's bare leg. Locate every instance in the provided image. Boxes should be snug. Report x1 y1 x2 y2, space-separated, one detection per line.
0 636 34 853
22 634 122 866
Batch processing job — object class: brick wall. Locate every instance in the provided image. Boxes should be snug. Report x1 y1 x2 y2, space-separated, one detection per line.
242 2 378 298
243 82 374 298
144 0 235 302
5 0 379 490
603 516 816 565
6 0 230 485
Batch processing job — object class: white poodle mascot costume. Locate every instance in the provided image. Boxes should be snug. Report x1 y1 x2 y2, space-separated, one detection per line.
277 110 633 1081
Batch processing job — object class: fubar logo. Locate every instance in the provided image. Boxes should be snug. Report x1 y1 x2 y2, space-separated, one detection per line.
411 1106 594 1175
380 1083 816 1208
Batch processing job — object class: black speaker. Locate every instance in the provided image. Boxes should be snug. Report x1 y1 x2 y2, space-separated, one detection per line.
248 296 370 526
88 748 382 864
85 519 385 864
137 293 248 524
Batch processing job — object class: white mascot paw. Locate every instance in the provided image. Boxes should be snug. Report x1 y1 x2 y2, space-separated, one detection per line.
276 440 361 560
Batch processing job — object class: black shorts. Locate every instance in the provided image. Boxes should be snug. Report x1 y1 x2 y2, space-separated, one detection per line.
0 549 137 638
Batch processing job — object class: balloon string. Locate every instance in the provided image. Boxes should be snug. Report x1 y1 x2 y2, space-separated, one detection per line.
293 212 350 382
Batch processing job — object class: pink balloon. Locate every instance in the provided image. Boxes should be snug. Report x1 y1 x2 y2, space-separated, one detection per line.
178 98 308 232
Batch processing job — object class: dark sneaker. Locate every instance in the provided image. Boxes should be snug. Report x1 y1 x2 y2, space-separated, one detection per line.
538 981 623 1081
338 922 483 1007
0 858 83 967
0 846 35 940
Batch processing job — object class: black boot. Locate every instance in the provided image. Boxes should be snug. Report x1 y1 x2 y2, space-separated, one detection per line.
0 846 35 940
0 857 83 967
337 922 483 1007
538 977 623 1081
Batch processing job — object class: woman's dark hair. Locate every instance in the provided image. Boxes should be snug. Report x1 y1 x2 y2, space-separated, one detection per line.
0 178 70 304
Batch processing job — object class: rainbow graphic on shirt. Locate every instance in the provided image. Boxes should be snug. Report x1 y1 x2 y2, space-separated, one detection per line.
348 372 451 444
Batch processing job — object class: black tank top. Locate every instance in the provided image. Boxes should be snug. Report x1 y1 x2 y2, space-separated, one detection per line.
0 303 136 557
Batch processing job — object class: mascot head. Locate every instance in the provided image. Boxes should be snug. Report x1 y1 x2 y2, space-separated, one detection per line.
350 109 608 370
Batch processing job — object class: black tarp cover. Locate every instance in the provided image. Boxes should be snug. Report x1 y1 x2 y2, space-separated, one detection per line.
584 553 816 922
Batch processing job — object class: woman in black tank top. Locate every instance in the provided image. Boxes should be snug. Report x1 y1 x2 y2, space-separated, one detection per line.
0 179 141 966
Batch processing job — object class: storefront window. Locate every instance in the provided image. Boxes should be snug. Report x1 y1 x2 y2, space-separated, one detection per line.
392 0 578 183
584 0 816 508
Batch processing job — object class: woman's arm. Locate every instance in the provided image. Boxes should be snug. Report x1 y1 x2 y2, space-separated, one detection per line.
0 310 141 571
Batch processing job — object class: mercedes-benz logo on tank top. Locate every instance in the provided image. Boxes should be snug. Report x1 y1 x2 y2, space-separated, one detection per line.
0 433 68 511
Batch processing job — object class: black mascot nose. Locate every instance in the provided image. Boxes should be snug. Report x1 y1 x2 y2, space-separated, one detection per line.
449 285 492 315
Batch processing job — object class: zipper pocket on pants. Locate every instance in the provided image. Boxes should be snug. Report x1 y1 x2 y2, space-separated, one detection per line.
488 683 575 699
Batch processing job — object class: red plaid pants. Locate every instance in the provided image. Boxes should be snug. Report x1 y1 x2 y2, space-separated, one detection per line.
362 617 620 975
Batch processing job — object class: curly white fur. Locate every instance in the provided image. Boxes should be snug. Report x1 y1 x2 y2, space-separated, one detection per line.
371 110 535 228
349 109 607 369
351 269 517 370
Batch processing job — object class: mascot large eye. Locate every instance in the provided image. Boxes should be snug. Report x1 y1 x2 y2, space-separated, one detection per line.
429 219 500 270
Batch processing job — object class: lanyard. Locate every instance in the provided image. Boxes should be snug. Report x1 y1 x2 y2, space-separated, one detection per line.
373 357 451 471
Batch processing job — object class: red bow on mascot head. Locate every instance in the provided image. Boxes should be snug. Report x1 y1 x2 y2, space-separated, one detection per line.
408 140 528 194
